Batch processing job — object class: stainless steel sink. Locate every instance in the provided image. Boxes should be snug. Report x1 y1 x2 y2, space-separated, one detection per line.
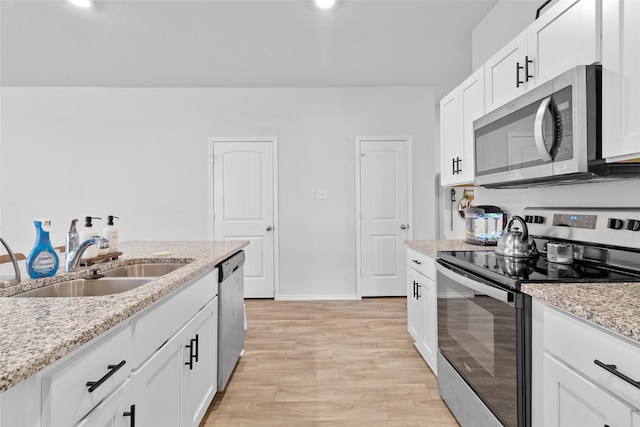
13 278 152 298
101 263 188 278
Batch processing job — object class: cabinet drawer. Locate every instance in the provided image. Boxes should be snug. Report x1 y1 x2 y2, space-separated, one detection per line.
184 269 218 318
544 305 640 407
132 268 217 368
42 324 132 427
407 248 435 280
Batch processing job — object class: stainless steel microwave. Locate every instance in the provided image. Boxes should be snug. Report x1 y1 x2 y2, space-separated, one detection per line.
473 64 639 188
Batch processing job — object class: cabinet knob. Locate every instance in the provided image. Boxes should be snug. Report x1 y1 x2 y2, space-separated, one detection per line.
266 226 273 231
400 224 408 230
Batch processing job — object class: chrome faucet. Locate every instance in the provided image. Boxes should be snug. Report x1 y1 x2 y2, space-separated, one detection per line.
0 237 21 287
65 219 109 272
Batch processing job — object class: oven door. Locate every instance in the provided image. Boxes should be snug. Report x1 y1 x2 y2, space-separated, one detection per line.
436 260 530 427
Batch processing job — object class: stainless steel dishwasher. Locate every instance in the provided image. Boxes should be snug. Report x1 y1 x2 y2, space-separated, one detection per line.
216 250 245 391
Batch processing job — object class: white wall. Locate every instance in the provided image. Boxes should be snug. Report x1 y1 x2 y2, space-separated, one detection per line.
0 86 435 299
470 0 640 217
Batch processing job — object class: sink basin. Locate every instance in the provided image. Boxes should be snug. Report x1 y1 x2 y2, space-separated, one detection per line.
13 278 152 298
101 263 188 278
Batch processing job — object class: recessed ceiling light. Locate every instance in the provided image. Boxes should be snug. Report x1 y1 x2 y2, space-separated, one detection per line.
68 0 93 8
315 0 336 10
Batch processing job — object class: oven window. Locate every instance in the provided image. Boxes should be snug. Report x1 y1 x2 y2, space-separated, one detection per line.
438 272 518 427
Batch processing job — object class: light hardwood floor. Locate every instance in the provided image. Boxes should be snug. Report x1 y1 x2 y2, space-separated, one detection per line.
199 297 459 427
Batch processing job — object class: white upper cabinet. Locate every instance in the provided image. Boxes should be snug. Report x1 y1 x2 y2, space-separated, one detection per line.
440 67 484 187
602 0 640 161
484 30 528 112
485 0 601 113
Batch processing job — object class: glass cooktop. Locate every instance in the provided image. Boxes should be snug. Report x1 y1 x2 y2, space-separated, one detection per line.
437 250 640 290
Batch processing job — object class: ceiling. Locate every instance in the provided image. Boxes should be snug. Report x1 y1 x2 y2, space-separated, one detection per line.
0 0 498 97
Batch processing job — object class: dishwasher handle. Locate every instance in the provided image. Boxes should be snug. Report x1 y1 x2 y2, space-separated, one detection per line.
217 250 246 282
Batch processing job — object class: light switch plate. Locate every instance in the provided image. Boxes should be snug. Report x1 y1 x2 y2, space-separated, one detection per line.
316 189 328 200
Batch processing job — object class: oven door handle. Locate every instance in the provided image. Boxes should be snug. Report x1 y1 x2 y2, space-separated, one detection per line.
437 262 512 303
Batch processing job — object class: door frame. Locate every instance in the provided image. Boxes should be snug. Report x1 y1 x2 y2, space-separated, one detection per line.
208 136 280 298
355 136 413 299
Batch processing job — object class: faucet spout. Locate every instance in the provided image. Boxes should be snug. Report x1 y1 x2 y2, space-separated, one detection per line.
65 236 109 272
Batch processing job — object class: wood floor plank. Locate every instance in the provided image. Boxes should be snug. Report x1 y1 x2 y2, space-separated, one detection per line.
200 298 459 426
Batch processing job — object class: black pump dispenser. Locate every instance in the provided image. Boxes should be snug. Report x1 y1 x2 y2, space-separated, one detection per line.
84 216 101 228
106 215 119 226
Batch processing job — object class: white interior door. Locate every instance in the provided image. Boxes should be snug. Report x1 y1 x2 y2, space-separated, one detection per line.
211 138 277 298
357 137 411 297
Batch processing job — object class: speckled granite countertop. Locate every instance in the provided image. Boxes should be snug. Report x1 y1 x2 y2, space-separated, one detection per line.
405 239 494 257
406 240 640 344
0 240 248 393
522 282 640 343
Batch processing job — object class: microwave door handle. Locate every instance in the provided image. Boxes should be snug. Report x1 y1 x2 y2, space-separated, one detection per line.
534 96 554 162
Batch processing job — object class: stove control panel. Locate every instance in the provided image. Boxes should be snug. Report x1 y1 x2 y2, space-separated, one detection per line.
553 213 597 229
522 207 640 248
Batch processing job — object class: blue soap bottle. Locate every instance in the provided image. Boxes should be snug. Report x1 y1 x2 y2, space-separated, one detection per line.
26 219 59 279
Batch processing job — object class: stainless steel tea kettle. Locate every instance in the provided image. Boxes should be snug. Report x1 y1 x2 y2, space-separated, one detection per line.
496 215 538 258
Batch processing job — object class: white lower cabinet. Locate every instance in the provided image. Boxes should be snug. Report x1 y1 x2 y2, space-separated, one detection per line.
0 266 221 427
132 280 218 427
533 299 640 427
406 248 437 375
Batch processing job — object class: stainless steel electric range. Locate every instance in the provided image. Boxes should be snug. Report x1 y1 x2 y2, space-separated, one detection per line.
436 207 640 427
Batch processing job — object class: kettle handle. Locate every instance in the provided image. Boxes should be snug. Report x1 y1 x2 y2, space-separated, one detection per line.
506 215 529 241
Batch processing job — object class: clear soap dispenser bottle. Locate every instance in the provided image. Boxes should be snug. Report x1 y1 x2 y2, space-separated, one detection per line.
26 219 59 279
102 216 120 253
79 216 101 259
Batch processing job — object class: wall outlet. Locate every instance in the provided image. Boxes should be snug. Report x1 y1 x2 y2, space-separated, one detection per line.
316 189 328 200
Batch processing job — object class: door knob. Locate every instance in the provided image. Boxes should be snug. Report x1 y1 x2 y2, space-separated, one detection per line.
400 224 408 230
266 226 273 231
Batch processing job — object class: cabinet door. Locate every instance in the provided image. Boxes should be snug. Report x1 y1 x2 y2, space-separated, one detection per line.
633 411 640 427
458 67 485 184
181 300 218 427
133 335 183 427
543 353 635 427
76 380 133 427
602 0 640 161
484 30 528 112
440 89 460 187
528 0 600 87
418 275 437 375
406 267 421 341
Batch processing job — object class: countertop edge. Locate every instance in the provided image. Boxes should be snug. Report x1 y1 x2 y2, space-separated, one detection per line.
522 283 640 344
0 240 248 393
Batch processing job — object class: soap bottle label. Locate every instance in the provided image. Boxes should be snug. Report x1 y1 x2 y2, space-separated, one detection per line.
32 251 57 274
26 218 59 279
